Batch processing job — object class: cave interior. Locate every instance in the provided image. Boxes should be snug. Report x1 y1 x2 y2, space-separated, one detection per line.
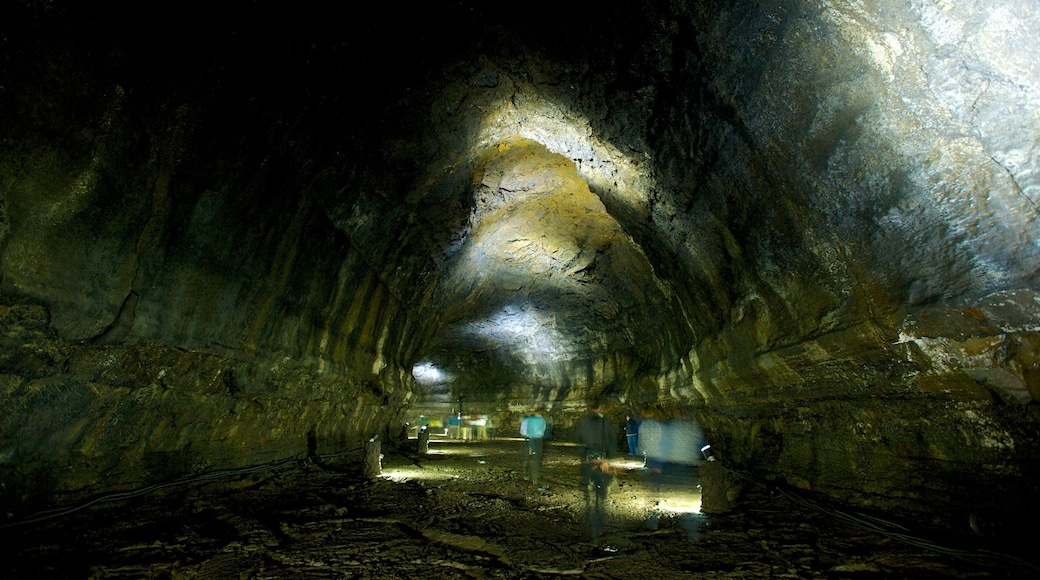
1 0 1039 572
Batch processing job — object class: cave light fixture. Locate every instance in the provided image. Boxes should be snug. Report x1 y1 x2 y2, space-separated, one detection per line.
419 80 658 388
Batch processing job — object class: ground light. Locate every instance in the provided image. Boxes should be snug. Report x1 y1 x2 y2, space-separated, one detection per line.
379 466 460 483
391 438 707 529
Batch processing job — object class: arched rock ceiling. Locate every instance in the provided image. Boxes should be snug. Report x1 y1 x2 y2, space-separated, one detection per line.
415 137 681 391
2 0 1037 407
320 0 1040 409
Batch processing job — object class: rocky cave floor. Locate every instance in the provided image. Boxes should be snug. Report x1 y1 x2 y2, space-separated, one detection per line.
3 437 1038 579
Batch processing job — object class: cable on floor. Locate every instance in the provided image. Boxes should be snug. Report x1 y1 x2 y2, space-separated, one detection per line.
0 446 363 530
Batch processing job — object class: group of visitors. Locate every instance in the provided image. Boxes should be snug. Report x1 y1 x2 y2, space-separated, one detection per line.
517 400 618 546
415 413 494 440
575 401 709 546
514 399 709 547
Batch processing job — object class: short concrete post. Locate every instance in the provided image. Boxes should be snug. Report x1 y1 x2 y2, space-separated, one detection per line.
417 426 430 454
364 435 382 477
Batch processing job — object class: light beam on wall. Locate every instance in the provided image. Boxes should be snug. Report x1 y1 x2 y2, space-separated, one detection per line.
457 303 565 365
412 361 449 385
467 93 654 221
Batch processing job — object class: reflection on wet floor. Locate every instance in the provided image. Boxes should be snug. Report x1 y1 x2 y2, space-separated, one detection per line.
3 437 1038 578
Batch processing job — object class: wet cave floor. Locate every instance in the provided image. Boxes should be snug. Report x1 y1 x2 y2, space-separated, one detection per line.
3 437 1037 579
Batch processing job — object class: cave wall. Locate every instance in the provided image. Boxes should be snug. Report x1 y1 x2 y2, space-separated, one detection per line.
0 4 416 508
647 0 1040 529
0 0 1037 533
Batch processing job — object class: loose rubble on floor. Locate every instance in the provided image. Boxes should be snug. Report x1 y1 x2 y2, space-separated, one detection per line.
3 437 1036 579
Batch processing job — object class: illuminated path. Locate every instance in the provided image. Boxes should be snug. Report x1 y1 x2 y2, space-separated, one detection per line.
5 436 1036 578
384 436 704 523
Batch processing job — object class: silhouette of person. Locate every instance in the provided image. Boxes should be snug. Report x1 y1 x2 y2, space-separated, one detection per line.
625 414 639 456
573 398 617 546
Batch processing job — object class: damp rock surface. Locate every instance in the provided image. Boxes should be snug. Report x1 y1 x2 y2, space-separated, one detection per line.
3 438 1034 579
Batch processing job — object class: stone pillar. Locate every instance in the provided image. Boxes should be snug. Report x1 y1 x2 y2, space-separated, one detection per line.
699 460 730 514
364 435 382 477
417 426 430 454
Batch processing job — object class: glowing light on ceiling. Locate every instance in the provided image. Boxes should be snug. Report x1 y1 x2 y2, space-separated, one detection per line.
415 75 666 374
465 303 545 340
467 92 653 218
412 361 449 385
457 214 604 293
457 303 566 364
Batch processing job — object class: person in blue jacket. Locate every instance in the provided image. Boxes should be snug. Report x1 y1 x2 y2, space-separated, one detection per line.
520 409 547 485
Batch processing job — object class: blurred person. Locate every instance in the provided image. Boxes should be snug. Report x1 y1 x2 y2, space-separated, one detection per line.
446 413 461 439
520 409 547 485
574 398 617 546
473 414 489 440
664 410 705 483
460 414 475 440
637 408 666 489
664 412 707 541
636 407 667 529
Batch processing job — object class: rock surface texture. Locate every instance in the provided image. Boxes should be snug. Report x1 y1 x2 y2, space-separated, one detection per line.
0 0 1038 546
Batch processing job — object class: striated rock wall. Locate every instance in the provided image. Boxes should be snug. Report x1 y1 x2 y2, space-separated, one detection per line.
1 303 404 506
648 0 1040 529
0 0 1037 534
0 14 415 508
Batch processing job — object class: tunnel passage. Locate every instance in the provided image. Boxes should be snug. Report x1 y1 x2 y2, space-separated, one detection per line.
410 137 689 411
0 0 1039 553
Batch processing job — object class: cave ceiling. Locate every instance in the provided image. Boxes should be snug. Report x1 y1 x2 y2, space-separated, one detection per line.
0 1 709 410
2 0 1038 410
414 137 681 393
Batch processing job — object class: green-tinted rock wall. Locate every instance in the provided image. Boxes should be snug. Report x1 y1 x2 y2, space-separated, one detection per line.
0 22 414 509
